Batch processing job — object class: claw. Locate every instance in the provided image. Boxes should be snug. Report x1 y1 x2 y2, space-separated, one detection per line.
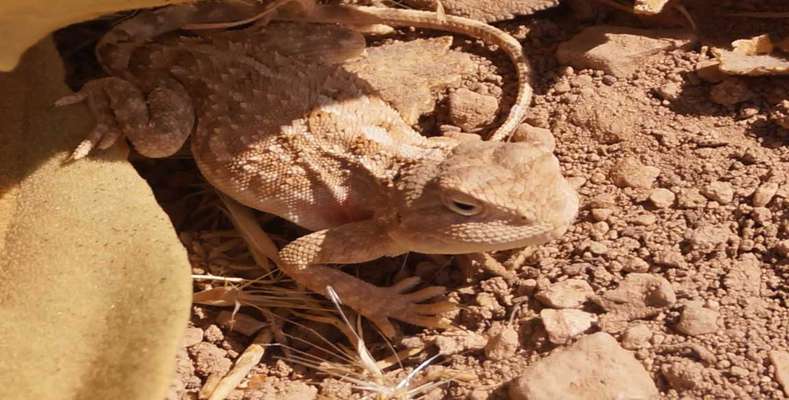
391 276 421 292
370 316 398 338
411 301 457 314
397 314 452 330
405 286 446 302
54 92 88 107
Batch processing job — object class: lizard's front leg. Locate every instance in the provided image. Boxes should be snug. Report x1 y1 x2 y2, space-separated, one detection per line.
278 220 456 337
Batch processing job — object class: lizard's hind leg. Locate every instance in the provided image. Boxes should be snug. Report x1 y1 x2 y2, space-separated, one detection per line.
56 76 194 160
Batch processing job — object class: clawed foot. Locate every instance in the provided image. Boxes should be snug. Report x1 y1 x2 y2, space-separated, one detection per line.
55 76 193 160
354 276 457 337
55 77 147 160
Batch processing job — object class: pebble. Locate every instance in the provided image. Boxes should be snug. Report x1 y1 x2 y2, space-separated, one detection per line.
484 326 520 361
203 324 224 343
649 188 676 208
702 181 735 204
621 324 652 350
769 350 789 396
541 309 597 344
676 302 720 336
511 123 556 152
590 208 613 222
535 279 595 308
622 256 650 273
598 273 676 312
509 333 659 400
709 78 754 105
730 366 749 378
686 224 730 251
653 250 686 268
656 82 682 102
632 213 657 226
435 329 487 355
182 327 204 348
447 88 498 131
723 253 762 295
775 240 789 258
588 241 608 255
752 182 778 206
662 360 705 390
611 157 661 189
677 188 707 209
695 60 726 83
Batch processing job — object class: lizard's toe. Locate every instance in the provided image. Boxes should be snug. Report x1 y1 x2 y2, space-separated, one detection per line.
57 77 136 160
390 276 422 292
362 283 454 337
404 285 446 302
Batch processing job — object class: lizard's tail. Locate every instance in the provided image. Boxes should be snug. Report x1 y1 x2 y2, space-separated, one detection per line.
292 5 531 142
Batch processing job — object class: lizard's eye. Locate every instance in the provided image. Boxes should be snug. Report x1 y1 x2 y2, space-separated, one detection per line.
445 197 482 216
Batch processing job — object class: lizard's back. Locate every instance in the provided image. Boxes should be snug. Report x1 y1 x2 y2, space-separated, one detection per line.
127 22 444 230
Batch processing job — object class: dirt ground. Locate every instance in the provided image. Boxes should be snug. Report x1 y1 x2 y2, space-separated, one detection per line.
54 1 788 399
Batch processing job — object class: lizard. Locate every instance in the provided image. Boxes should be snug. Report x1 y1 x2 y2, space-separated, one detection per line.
57 1 579 337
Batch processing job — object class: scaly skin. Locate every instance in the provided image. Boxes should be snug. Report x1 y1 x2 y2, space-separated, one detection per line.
58 3 576 337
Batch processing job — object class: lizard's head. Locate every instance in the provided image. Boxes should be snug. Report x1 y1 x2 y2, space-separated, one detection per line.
390 140 578 254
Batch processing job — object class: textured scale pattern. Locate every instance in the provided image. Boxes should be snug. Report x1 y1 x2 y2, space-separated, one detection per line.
61 4 578 337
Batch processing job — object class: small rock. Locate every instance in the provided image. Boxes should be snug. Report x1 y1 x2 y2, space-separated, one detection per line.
611 157 660 189
709 78 753 106
467 390 490 400
182 327 204 347
632 213 656 226
509 333 659 400
203 324 224 343
484 326 520 361
622 256 650 273
771 100 789 129
435 329 488 355
695 60 726 82
590 208 613 222
675 303 719 336
541 309 597 344
702 181 734 204
738 105 759 119
769 350 789 396
724 253 762 296
511 123 556 152
677 188 707 209
686 224 730 251
189 342 232 378
751 206 773 224
653 250 686 268
535 279 595 309
656 82 682 101
556 25 694 77
553 81 572 94
752 181 779 206
598 273 676 312
447 88 499 131
588 241 608 255
776 240 789 258
730 366 749 378
662 360 705 391
649 188 675 208
621 324 652 350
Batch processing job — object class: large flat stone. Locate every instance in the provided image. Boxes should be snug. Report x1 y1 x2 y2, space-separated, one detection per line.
509 332 659 400
557 25 695 77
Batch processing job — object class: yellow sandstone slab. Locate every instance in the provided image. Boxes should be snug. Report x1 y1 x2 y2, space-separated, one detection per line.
0 37 192 400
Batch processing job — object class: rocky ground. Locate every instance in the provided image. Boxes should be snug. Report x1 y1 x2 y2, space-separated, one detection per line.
56 1 788 399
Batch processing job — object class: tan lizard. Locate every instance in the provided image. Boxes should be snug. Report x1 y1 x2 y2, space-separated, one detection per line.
58 2 578 336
